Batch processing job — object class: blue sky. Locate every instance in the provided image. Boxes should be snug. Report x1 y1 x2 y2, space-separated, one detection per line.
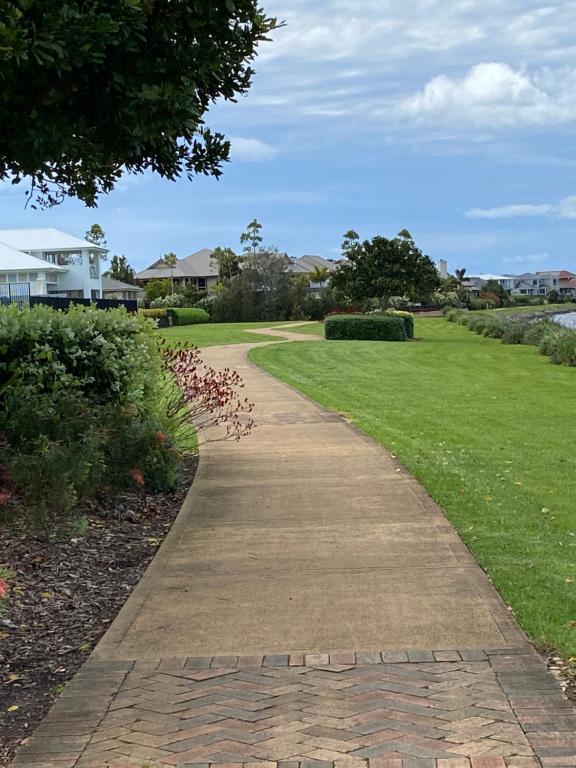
2 0 576 275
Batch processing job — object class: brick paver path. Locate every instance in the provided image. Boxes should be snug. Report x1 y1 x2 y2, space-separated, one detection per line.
11 330 576 768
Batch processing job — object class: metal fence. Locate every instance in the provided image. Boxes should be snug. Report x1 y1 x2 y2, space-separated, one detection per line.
0 282 30 308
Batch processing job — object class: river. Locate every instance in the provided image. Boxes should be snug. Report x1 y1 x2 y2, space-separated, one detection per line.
555 311 576 328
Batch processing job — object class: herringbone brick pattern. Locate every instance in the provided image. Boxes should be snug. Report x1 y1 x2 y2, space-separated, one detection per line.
13 648 576 768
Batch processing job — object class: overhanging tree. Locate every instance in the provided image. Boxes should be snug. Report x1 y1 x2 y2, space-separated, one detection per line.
104 255 135 285
0 1 278 206
331 229 440 304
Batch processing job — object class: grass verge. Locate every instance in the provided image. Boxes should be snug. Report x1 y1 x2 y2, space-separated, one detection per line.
250 317 576 657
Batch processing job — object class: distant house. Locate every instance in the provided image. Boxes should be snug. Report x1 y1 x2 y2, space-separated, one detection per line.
464 270 576 297
101 277 144 302
0 228 107 299
134 249 218 291
288 254 337 292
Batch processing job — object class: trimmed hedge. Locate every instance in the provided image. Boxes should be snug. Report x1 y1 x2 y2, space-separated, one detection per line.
167 307 210 326
386 309 414 339
325 314 407 341
140 308 168 318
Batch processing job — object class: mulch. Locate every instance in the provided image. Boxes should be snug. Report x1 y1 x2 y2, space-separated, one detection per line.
0 455 197 766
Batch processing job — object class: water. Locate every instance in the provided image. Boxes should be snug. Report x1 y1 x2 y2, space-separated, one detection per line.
555 312 576 328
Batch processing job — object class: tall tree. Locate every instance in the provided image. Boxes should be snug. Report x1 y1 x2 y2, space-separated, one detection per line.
240 219 264 255
455 268 467 288
163 252 178 295
104 255 135 285
211 247 244 282
331 229 440 304
85 223 107 247
0 2 278 207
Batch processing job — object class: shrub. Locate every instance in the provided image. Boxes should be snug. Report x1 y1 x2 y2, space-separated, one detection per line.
168 307 210 326
140 307 168 318
325 314 407 341
523 319 556 346
0 305 165 536
150 293 187 308
481 318 505 338
500 316 532 345
445 308 465 323
539 326 576 366
0 565 11 616
387 296 411 310
385 309 414 339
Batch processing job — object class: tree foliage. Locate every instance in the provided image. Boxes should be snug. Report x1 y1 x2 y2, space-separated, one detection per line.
85 223 107 247
104 255 135 285
0 1 278 207
240 218 264 254
331 229 440 304
211 246 244 281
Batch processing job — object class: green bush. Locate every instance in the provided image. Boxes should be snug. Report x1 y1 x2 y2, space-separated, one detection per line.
0 305 178 536
445 308 465 323
523 319 556 346
385 309 414 339
539 326 576 366
500 316 532 345
168 307 210 326
140 307 168 318
325 314 407 341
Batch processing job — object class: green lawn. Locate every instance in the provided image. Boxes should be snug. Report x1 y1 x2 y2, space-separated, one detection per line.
251 318 576 657
160 321 290 347
282 322 325 336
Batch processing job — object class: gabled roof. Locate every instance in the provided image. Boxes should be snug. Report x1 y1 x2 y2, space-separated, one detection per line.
102 276 143 292
0 242 67 271
0 228 108 253
294 254 337 272
140 248 216 279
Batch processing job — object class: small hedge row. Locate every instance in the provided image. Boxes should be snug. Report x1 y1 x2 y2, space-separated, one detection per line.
140 308 168 318
386 309 414 339
445 307 576 366
168 307 210 326
325 314 408 341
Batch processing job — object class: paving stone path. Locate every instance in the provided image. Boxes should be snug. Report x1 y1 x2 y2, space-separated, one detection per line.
11 329 576 768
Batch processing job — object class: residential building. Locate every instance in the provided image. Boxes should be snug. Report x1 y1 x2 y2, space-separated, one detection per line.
135 249 218 291
0 241 67 297
135 250 338 294
0 228 107 299
101 277 144 302
463 270 576 297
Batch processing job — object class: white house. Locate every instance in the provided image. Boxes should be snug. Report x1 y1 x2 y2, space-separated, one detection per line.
0 228 107 299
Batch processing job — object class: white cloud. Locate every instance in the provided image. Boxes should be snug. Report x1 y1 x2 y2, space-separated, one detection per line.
229 137 278 162
466 195 576 219
503 252 549 264
398 62 576 127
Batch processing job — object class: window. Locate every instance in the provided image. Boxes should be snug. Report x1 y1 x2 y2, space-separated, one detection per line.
28 272 38 281
47 251 82 266
18 272 27 282
533 280 537 285
89 252 99 278
198 277 206 288
0 274 5 283
553 279 558 285
7 273 17 283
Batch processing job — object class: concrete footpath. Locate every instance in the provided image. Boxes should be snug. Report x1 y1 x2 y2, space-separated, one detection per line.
11 329 576 768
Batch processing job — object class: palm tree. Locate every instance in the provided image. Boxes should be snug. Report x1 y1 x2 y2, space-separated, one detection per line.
455 268 466 289
311 266 330 285
163 252 178 294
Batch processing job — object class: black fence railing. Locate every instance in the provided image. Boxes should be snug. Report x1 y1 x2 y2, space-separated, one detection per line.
29 296 137 312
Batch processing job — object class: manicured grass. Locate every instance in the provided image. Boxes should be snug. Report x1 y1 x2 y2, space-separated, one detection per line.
159 321 289 347
251 318 576 657
281 322 325 336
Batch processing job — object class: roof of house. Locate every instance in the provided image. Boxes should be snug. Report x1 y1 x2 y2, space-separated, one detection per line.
0 228 108 253
102 276 143 292
138 248 216 280
295 255 338 272
0 242 67 271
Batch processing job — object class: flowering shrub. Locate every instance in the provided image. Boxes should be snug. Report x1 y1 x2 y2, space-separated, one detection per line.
161 342 255 446
0 565 11 615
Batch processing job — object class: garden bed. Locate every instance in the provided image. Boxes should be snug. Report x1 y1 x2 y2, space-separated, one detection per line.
0 455 197 765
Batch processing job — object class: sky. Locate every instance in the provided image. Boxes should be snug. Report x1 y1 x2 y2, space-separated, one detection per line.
2 0 576 275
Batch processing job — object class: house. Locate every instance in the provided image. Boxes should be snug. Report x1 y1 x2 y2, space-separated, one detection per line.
134 249 218 291
101 277 144 302
0 228 107 299
464 270 576 297
0 241 67 298
288 255 337 292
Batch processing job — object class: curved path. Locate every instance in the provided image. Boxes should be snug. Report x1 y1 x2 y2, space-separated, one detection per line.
13 328 576 768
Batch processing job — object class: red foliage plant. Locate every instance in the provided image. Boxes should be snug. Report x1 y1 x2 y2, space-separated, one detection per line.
161 343 255 445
